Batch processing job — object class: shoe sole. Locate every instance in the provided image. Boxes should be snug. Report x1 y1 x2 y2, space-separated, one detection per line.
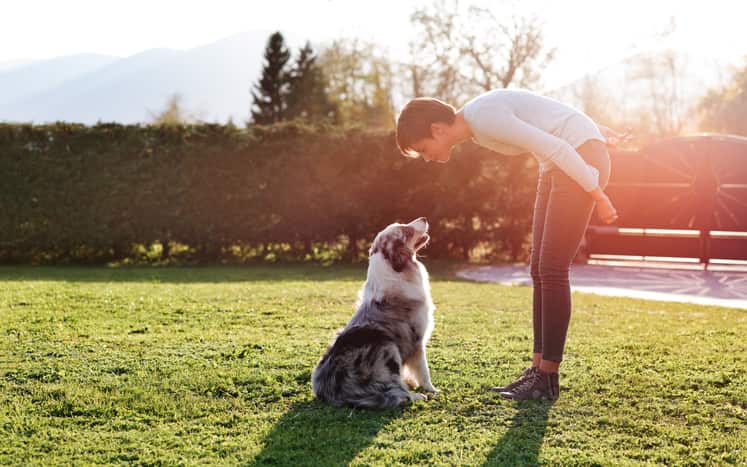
499 391 557 401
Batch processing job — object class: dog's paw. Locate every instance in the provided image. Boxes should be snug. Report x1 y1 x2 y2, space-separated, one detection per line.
409 392 428 402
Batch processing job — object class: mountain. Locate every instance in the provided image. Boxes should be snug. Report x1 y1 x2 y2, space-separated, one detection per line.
0 59 35 73
0 30 292 124
0 54 118 108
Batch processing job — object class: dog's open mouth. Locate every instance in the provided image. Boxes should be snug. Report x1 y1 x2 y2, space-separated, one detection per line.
414 233 429 250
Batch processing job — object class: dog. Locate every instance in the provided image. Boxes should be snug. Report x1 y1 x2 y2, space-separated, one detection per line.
311 217 438 409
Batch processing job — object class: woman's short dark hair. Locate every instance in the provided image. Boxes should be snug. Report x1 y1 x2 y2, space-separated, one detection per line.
395 97 456 157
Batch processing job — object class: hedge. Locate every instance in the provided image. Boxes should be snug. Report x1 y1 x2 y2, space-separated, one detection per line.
0 122 538 264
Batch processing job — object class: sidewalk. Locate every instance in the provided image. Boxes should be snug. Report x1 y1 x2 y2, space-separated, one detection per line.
456 261 747 309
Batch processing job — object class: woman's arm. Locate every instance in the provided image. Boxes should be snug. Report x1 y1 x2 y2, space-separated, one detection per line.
499 114 619 224
494 113 600 192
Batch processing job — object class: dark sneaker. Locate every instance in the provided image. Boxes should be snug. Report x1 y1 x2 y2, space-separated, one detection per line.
489 367 539 393
500 370 559 401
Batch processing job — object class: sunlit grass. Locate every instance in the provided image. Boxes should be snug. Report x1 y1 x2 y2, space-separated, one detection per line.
0 265 745 465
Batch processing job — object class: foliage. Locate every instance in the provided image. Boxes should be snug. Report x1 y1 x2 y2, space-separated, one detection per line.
250 34 336 126
699 56 747 136
251 32 292 124
0 122 537 264
285 42 338 123
148 93 196 126
318 39 396 128
0 265 744 465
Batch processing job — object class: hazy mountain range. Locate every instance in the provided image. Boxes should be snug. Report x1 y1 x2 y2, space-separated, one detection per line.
0 30 283 125
0 29 734 126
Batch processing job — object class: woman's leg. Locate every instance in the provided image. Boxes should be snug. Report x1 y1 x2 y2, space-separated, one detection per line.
530 169 552 364
490 168 551 394
501 140 611 400
539 140 611 366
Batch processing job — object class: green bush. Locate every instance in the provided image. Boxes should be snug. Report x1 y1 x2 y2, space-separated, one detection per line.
0 121 537 264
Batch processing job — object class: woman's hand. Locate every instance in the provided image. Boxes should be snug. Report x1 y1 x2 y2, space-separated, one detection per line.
597 124 632 148
597 196 619 224
589 187 619 224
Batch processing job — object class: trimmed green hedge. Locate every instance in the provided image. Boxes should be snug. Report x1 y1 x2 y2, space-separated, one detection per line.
0 122 537 264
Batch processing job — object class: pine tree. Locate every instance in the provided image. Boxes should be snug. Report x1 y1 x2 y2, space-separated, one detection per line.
285 42 337 122
250 32 291 124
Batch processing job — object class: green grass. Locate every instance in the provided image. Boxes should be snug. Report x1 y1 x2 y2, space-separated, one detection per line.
0 264 745 466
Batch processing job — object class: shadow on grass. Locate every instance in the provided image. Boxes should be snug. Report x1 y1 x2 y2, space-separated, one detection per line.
0 264 367 283
482 401 552 466
251 400 400 466
0 261 478 284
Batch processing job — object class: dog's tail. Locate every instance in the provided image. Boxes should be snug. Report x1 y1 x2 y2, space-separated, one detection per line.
312 367 411 409
342 386 412 409
311 326 410 409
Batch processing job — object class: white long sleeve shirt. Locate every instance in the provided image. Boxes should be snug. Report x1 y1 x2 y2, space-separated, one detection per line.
462 88 606 192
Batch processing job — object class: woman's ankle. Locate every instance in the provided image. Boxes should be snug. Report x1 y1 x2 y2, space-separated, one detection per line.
539 359 561 373
532 352 542 367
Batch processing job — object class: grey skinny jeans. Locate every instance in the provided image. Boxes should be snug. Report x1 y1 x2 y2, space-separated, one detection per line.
530 139 611 362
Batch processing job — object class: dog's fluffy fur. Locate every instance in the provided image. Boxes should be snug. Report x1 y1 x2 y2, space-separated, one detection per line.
311 217 437 409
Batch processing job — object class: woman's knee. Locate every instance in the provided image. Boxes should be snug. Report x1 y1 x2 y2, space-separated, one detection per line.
537 261 570 284
530 262 541 281
529 245 542 279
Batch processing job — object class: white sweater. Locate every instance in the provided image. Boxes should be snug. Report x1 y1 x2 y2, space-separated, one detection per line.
462 88 605 192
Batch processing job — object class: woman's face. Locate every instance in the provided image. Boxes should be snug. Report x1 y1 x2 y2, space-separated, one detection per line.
411 126 451 163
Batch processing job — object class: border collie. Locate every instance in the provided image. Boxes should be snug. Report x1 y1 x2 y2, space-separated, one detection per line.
311 217 438 408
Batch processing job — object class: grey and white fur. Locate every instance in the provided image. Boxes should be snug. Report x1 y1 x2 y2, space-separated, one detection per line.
311 217 438 409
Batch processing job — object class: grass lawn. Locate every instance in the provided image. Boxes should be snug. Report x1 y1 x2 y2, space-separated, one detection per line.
0 264 745 465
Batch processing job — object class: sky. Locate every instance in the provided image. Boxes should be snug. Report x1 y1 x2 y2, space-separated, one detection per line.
2 0 746 89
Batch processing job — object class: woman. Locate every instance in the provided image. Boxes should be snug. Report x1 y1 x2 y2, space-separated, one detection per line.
395 88 627 401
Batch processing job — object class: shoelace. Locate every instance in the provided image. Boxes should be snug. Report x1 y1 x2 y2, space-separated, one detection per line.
511 371 540 393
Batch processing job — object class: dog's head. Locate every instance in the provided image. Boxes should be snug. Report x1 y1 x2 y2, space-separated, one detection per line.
369 217 429 272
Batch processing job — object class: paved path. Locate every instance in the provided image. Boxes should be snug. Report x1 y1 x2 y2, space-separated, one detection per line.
457 263 747 309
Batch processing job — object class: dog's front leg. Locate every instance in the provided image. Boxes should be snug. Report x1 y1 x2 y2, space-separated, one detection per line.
402 366 418 389
406 346 438 393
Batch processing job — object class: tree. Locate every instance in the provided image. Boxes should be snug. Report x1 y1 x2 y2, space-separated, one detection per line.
627 49 691 136
149 94 193 125
318 38 396 128
699 57 747 135
622 18 695 137
407 0 555 104
251 32 291 125
407 1 462 102
460 4 555 90
285 41 337 122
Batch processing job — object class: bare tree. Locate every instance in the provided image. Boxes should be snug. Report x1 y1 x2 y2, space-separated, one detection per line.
461 5 555 90
568 76 620 128
625 18 693 136
628 49 690 136
408 0 463 102
407 0 555 104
